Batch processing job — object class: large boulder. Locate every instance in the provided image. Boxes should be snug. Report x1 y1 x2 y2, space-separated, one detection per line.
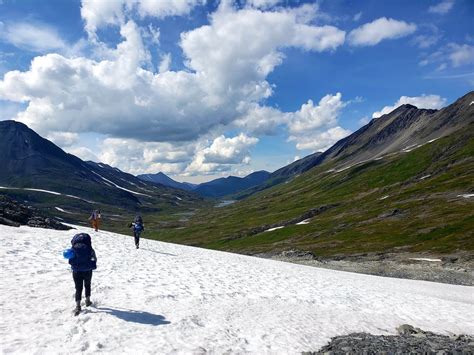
0 195 72 230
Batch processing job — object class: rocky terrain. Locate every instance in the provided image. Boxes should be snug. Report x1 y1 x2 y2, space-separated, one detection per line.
262 250 474 286
305 324 474 354
0 194 71 230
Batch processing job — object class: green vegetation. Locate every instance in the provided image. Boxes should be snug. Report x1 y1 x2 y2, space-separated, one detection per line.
145 126 474 256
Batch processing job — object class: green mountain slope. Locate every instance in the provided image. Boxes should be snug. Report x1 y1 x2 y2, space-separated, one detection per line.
151 124 474 256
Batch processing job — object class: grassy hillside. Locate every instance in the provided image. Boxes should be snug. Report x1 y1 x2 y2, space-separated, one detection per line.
146 125 474 256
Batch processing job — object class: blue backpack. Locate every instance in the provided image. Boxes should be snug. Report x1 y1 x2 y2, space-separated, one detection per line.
133 216 144 233
69 233 97 272
133 222 144 233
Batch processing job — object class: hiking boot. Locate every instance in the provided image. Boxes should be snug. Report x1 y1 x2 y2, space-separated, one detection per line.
74 302 81 316
85 297 92 307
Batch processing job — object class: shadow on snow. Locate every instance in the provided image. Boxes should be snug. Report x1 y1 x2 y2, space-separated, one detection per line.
94 306 171 326
139 248 177 256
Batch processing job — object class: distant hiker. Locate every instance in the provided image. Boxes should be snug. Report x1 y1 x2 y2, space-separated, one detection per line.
130 215 144 249
67 233 97 316
88 210 101 232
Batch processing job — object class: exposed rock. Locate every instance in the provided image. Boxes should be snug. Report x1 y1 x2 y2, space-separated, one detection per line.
0 194 72 230
304 325 474 354
378 208 403 219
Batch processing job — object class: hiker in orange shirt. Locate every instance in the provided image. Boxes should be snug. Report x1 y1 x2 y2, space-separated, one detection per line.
88 210 101 232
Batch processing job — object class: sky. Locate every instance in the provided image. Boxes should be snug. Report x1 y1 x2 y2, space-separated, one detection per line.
0 0 473 183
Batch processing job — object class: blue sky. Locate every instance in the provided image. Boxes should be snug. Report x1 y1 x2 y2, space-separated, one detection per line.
0 0 473 183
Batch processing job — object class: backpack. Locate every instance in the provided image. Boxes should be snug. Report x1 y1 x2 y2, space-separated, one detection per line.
133 222 144 233
69 233 97 272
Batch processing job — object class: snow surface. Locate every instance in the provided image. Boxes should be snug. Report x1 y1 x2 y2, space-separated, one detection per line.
409 258 442 262
55 207 73 214
91 171 151 197
458 194 474 198
0 224 473 354
0 186 96 204
264 226 285 232
296 219 311 225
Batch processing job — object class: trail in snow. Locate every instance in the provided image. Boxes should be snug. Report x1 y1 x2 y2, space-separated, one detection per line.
0 225 472 354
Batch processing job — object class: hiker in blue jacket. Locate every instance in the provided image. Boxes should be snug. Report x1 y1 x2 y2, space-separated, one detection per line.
130 215 144 249
68 233 97 316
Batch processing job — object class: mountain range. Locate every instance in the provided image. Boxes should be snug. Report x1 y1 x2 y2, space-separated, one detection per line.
138 170 271 198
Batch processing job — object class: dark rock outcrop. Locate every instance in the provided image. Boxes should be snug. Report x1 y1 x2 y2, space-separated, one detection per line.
0 195 72 230
305 324 474 354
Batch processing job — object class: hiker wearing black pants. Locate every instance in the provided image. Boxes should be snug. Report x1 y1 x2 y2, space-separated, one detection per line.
130 215 144 249
68 233 97 316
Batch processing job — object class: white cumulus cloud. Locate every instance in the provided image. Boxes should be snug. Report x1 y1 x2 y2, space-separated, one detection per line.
348 17 416 46
372 94 447 118
288 93 351 152
186 134 258 175
81 0 204 37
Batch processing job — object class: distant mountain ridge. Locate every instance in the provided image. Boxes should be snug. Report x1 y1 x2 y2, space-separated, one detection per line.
138 170 271 198
138 172 197 191
193 171 271 198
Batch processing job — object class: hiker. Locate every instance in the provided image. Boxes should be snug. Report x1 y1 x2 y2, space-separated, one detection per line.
130 215 144 249
67 233 97 316
88 210 101 232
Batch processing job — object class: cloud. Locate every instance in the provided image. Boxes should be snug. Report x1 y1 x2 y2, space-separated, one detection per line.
448 43 474 67
0 21 66 52
428 0 455 14
234 105 289 135
158 53 172 73
0 3 349 176
419 43 474 69
353 12 362 22
288 93 351 152
46 132 79 147
67 146 100 162
0 4 345 145
246 0 282 9
348 17 416 46
186 134 258 175
372 94 447 118
358 116 370 126
291 126 352 151
81 0 204 37
289 93 344 134
97 137 194 175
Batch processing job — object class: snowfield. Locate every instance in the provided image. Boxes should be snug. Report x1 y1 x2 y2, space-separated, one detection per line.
0 225 473 354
